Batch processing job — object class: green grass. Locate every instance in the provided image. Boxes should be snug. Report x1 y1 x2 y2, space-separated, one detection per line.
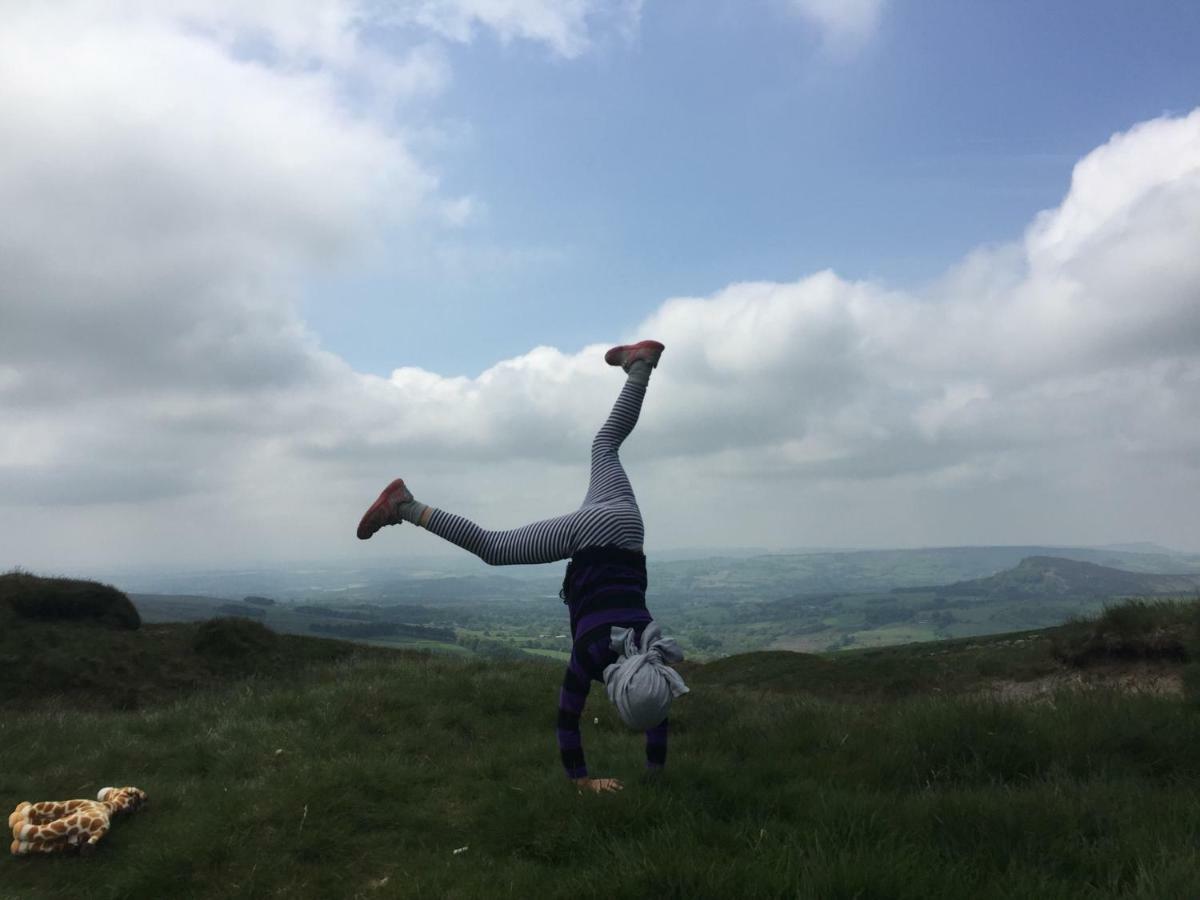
5 599 1200 897
0 613 381 712
520 648 572 661
355 637 475 655
690 627 1062 700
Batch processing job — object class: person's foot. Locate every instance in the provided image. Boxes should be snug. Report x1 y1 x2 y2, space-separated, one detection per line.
357 478 414 540
604 340 664 371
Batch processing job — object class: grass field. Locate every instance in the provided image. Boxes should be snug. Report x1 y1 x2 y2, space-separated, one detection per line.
5 590 1200 898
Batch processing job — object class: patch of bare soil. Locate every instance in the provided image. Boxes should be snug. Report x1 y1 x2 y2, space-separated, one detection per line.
982 663 1183 703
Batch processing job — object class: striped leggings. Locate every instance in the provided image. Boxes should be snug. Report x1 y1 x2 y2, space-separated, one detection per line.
423 377 648 564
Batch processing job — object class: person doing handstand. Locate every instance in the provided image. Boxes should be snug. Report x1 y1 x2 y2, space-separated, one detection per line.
356 340 689 793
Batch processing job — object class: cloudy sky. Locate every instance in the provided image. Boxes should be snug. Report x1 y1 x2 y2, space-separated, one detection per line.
3 1 1200 573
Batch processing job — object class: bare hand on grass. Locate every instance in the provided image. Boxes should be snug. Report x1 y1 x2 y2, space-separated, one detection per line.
574 777 624 794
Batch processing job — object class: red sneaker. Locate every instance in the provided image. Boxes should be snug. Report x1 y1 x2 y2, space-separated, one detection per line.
356 478 414 540
604 340 665 371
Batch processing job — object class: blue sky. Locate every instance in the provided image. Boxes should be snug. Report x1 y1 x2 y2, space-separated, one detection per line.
3 1 1200 570
303 0 1200 377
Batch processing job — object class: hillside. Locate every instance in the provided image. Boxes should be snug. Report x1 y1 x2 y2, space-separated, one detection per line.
5 577 1200 897
0 570 140 629
1 577 386 712
930 555 1200 602
99 545 1200 664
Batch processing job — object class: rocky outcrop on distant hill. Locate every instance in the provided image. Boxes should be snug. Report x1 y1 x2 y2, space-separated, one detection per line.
932 556 1200 602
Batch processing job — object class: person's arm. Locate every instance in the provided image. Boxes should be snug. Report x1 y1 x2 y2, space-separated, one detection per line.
558 647 626 792
645 717 669 772
557 651 591 780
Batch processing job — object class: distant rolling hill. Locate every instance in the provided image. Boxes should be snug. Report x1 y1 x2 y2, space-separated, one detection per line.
928 556 1200 602
648 544 1200 601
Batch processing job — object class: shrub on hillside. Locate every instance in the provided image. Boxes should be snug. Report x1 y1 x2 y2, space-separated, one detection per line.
0 571 140 629
1051 598 1198 667
192 617 276 659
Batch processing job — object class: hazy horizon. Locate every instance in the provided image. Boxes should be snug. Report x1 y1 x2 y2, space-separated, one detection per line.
19 540 1200 591
3 2 1200 572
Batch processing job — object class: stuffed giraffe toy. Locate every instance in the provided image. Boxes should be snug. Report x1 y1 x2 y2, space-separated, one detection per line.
9 786 146 856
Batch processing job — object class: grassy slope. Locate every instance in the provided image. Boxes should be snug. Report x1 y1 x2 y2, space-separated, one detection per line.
131 593 467 657
0 612 381 712
4 604 1200 898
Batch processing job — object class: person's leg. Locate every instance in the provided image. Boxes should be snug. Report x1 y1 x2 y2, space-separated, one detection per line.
583 340 662 504
420 507 582 565
421 486 655 562
357 340 663 558
359 479 602 564
568 349 660 550
582 366 649 507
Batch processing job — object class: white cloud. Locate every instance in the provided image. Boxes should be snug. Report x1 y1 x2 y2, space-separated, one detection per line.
786 0 886 51
0 5 432 411
0 1 648 566
0 0 634 404
395 0 646 58
306 108 1200 554
2 1 1200 567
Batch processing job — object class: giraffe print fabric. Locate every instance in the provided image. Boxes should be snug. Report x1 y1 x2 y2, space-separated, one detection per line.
9 786 146 856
